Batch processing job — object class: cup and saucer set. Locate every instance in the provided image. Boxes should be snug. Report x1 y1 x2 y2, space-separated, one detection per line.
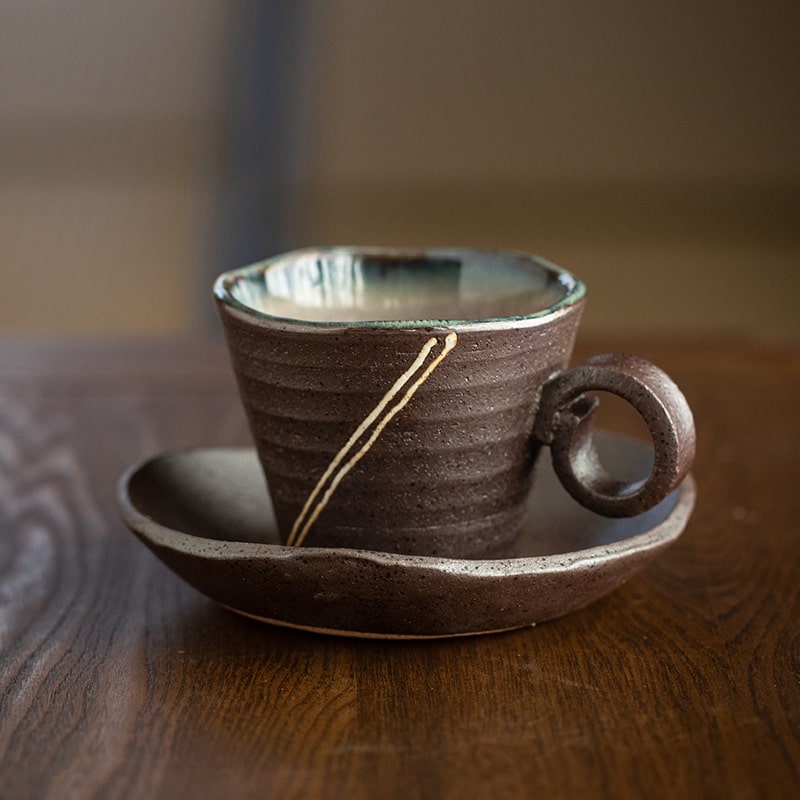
118 248 696 639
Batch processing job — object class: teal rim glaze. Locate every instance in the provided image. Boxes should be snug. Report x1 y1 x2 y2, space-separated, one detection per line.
214 247 587 331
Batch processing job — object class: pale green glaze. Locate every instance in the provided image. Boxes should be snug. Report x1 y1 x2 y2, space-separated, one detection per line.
214 247 586 331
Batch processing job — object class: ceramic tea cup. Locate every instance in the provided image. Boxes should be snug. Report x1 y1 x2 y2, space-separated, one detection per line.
214 247 695 559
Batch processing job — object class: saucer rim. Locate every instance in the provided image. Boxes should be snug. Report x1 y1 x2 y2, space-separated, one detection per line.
117 440 696 577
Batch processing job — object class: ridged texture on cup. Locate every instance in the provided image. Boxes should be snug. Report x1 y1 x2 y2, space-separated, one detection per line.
217 302 584 559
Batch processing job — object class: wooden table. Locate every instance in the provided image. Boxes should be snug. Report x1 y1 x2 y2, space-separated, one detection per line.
1 337 798 799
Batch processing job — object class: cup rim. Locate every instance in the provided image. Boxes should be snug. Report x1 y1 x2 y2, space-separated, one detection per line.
213 246 587 332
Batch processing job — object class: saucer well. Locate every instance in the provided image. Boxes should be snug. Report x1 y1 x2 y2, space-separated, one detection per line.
117 431 695 638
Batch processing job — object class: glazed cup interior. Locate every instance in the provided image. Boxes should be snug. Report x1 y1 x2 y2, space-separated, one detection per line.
215 248 584 326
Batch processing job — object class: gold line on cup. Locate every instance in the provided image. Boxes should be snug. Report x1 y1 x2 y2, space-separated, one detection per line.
287 332 458 547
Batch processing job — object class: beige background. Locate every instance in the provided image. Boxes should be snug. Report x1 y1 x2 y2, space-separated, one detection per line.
2 1 798 338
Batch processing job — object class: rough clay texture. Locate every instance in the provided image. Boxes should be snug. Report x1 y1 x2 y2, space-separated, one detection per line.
217 301 584 559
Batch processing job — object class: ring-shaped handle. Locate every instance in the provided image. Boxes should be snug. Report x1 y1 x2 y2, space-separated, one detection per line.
533 353 696 517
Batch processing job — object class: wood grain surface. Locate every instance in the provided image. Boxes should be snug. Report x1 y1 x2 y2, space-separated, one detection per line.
0 337 798 799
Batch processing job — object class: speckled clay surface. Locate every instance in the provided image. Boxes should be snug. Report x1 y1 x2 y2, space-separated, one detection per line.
117 432 696 639
213 247 695 560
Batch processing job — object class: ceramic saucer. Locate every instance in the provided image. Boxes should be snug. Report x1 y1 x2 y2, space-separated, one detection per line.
117 431 695 639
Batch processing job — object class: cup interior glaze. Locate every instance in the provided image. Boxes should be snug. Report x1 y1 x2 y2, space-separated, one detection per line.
215 248 585 327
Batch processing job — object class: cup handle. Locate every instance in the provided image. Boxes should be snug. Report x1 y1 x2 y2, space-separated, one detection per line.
533 353 696 517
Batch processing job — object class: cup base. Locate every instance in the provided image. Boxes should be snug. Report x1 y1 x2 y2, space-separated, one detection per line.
292 503 530 560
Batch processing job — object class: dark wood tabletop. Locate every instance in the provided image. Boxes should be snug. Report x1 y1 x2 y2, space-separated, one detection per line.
1 336 798 799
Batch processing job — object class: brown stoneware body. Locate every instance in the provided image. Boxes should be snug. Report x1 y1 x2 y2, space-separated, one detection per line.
217 304 583 558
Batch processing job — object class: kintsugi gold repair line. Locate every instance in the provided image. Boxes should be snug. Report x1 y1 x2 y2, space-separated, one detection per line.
287 333 458 547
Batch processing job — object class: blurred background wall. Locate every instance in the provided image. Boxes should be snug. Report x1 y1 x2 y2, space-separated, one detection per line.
1 0 798 339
